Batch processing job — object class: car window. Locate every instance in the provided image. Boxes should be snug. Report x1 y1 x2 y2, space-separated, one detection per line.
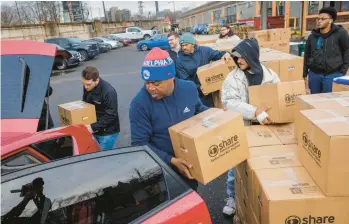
1 151 169 224
58 39 70 46
46 39 57 44
31 136 74 161
162 34 168 39
2 152 43 175
152 35 161 40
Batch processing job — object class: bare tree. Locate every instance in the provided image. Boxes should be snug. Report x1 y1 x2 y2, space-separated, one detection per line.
1 3 18 26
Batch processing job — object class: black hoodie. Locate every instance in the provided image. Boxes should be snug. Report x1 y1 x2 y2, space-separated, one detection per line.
303 24 349 77
232 38 264 86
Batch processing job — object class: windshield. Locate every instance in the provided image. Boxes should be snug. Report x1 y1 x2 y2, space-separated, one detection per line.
152 34 162 40
67 38 82 43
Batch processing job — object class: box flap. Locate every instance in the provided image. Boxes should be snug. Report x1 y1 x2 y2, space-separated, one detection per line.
256 167 325 201
59 100 92 110
300 108 349 136
249 144 297 157
180 110 242 138
298 92 349 108
245 125 282 147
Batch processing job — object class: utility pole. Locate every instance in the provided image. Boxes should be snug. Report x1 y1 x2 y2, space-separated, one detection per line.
172 1 176 22
15 1 25 39
102 1 108 22
138 1 144 27
261 1 268 30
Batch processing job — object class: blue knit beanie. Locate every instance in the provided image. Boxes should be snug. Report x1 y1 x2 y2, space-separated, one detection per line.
180 33 196 45
141 47 176 81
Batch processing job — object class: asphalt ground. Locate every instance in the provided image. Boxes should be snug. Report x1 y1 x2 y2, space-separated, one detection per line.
50 45 233 224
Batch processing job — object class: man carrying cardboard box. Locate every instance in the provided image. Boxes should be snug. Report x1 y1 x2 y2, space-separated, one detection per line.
220 38 280 216
129 48 208 190
303 7 349 94
82 66 120 150
176 33 232 107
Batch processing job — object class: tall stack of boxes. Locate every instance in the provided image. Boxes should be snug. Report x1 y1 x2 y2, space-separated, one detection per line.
248 28 291 53
234 91 349 223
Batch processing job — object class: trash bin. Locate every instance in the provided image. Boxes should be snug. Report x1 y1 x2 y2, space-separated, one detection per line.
298 41 306 56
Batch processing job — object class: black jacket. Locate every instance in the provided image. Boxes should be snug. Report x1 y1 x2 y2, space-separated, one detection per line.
37 85 54 132
303 24 349 77
167 49 178 63
83 78 120 135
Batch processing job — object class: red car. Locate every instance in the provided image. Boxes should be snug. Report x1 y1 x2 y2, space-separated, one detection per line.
1 40 212 224
1 40 100 174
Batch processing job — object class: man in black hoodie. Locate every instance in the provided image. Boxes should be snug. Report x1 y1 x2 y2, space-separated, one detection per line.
303 7 349 94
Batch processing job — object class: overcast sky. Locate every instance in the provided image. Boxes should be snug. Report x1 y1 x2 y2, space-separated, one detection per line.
88 1 207 18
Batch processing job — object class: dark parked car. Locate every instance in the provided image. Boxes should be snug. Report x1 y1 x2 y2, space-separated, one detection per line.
45 37 99 62
52 44 81 70
1 146 212 224
104 35 131 46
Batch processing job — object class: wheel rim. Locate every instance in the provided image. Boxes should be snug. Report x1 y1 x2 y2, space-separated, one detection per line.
141 45 148 51
80 51 87 61
56 60 67 70
144 35 151 40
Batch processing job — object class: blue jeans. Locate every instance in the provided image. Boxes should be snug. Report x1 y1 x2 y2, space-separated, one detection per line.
93 133 119 150
227 168 235 198
308 72 343 94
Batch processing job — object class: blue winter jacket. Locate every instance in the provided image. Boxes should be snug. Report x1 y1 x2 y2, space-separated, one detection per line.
175 45 226 107
129 78 208 165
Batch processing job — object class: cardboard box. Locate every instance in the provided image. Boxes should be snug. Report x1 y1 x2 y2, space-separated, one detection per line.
212 90 225 109
262 60 279 75
197 59 231 95
245 125 282 148
295 91 349 111
169 108 249 184
253 167 349 224
225 58 236 71
236 144 299 201
269 123 296 145
295 108 349 196
333 82 349 92
248 30 268 42
268 29 281 41
259 41 275 49
280 28 291 40
279 57 303 81
274 40 290 53
196 39 217 45
58 101 96 126
248 81 306 123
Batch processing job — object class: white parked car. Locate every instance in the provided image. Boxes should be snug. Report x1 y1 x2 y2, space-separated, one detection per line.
111 27 155 41
88 37 119 49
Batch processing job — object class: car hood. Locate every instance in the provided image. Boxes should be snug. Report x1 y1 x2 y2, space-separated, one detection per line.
1 40 56 134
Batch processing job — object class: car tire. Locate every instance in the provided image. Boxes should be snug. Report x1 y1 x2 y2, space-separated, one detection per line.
55 57 68 70
143 34 151 40
141 44 148 51
78 50 88 61
107 44 112 51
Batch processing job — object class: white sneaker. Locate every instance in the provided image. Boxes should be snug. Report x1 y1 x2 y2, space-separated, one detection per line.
222 197 236 216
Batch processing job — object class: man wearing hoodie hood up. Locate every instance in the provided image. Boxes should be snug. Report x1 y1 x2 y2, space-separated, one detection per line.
303 7 349 94
129 48 208 190
220 38 280 216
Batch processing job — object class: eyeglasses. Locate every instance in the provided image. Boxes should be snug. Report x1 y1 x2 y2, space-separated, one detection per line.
316 17 331 21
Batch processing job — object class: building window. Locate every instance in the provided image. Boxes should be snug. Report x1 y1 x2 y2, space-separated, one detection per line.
308 1 320 15
213 9 222 24
342 1 349 11
247 2 253 8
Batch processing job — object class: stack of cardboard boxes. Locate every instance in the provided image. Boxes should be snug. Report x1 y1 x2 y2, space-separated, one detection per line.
248 28 291 53
234 91 349 223
260 48 304 82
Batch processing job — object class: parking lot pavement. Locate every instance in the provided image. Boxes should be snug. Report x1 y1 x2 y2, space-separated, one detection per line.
50 45 233 224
